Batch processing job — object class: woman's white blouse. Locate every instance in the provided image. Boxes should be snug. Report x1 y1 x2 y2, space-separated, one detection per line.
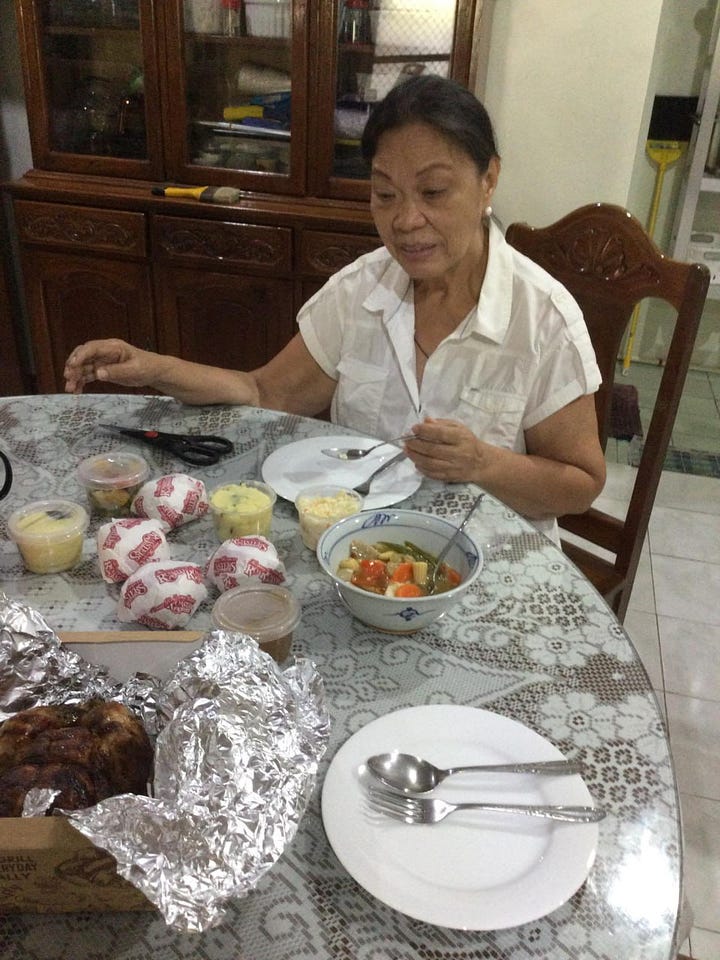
299 219 599 440
297 219 601 540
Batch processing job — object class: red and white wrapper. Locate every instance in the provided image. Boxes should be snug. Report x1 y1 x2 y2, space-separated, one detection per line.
132 474 209 530
96 518 171 584
206 536 287 593
118 559 208 630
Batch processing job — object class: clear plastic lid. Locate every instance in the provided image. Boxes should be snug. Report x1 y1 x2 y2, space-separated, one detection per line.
77 449 150 489
211 583 301 642
8 499 89 542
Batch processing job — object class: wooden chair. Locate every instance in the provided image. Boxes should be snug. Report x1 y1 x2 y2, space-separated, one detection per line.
506 203 710 621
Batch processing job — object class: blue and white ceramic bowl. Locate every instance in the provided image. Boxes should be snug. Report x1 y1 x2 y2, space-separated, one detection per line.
316 509 483 634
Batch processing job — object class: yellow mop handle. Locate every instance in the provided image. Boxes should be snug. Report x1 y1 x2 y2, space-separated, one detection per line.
621 141 686 373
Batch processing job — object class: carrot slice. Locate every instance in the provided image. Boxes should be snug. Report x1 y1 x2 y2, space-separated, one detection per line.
444 566 461 586
390 562 413 583
394 582 424 598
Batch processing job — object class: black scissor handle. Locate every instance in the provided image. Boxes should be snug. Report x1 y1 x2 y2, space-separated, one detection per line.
156 431 234 465
167 436 232 465
100 426 234 465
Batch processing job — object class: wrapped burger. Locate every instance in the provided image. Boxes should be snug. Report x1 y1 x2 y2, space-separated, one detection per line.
206 535 286 593
97 517 171 583
132 474 209 529
118 559 208 629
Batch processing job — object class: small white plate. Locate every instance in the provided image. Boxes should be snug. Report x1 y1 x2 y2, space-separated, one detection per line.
261 436 422 509
321 704 599 930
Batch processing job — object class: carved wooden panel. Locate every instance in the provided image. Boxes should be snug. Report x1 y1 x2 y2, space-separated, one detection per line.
14 201 146 257
530 230 662 290
508 208 667 298
299 230 381 278
152 216 292 272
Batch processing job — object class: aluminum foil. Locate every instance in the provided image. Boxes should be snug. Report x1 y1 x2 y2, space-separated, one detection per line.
0 592 165 734
0 592 125 719
0 593 330 932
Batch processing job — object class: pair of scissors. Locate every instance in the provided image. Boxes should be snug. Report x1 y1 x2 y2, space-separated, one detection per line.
99 425 234 466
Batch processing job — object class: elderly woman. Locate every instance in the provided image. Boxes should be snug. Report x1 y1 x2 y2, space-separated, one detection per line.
64 75 605 540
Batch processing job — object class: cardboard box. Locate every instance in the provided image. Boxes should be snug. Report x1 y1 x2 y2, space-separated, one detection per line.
0 818 151 913
0 630 202 914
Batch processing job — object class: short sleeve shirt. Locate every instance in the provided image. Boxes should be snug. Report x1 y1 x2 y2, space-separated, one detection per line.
297 219 601 539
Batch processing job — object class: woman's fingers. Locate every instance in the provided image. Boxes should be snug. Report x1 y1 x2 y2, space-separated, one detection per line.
64 339 140 392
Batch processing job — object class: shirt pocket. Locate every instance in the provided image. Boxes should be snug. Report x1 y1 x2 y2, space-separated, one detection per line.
455 387 527 449
332 357 388 435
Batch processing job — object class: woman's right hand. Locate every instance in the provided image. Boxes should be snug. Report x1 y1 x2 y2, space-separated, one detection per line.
64 339 158 394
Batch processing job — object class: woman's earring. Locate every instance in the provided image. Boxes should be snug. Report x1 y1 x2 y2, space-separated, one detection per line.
484 205 493 219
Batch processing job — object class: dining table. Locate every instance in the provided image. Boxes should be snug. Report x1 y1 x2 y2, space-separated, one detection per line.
0 392 682 960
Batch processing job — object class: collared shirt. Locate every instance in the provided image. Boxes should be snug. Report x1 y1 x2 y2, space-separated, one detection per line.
298 219 601 539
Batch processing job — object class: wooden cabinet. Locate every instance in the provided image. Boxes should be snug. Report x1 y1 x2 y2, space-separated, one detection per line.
0 242 29 397
13 200 155 392
152 215 295 370
7 0 486 392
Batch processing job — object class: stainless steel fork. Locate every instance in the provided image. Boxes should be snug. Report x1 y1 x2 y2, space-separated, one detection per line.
353 451 407 496
366 786 606 824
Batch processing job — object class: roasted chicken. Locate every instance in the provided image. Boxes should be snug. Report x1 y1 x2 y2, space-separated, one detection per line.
0 700 153 817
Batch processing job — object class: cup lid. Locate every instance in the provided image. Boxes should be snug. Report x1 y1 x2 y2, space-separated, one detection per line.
295 484 362 506
8 499 89 540
77 450 149 489
211 583 300 641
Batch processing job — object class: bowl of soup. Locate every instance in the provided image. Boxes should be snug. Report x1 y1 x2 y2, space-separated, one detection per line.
316 509 483 634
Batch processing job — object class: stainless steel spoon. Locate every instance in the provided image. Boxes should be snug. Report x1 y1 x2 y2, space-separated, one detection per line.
367 752 584 794
321 434 415 461
426 492 484 594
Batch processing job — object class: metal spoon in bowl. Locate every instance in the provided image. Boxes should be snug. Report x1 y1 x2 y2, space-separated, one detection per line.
367 752 584 794
426 492 485 594
321 434 416 461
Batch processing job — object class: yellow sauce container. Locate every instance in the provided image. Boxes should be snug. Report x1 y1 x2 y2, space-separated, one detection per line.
209 480 276 540
8 499 89 574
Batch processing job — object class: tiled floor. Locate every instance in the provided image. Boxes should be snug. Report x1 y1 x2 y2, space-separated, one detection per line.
602 362 720 959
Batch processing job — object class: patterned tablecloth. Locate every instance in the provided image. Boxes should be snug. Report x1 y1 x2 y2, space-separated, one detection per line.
0 394 680 960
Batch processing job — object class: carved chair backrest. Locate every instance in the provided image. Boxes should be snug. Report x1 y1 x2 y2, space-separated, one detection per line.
506 203 709 619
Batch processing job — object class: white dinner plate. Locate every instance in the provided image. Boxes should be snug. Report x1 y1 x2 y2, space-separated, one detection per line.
321 705 599 930
261 435 422 509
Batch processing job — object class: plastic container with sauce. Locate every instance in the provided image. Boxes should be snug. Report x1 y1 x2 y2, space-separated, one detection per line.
77 450 150 517
8 499 89 574
209 480 276 541
211 582 301 663
295 485 363 550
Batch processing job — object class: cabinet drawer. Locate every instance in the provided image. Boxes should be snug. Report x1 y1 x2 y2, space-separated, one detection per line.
299 230 381 278
152 216 292 272
13 200 147 257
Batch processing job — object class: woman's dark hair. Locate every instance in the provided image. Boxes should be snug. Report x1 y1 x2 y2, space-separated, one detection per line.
361 75 499 174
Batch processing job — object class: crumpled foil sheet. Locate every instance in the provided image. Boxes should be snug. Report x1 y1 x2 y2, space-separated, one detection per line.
0 593 331 932
0 592 126 720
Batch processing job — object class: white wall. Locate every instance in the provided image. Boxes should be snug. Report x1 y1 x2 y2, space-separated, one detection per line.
626 0 714 252
479 0 719 371
482 0 665 230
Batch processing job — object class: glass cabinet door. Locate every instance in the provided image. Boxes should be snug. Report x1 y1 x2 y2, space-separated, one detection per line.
25 0 164 177
316 0 470 199
166 0 306 195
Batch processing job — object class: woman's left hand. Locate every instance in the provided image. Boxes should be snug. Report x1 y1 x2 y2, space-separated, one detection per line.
405 396 606 521
404 417 484 482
